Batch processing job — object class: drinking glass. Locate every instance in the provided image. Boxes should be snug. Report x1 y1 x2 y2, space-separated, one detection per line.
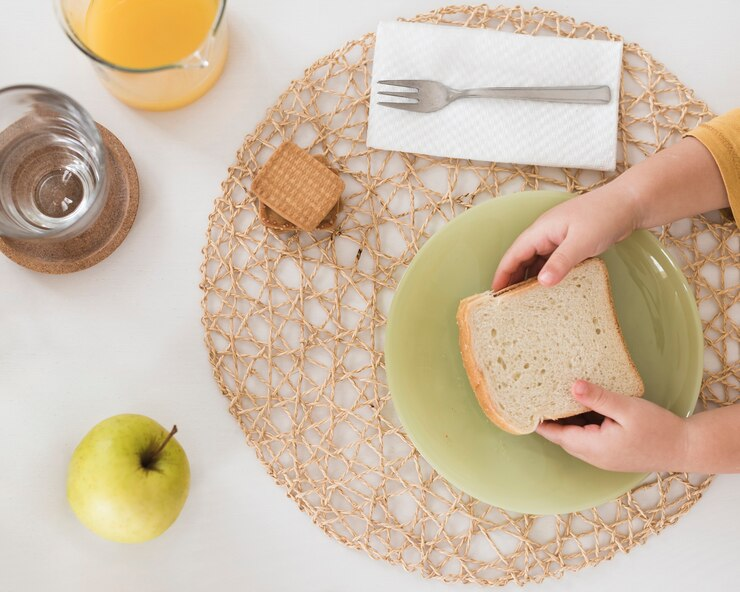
0 85 107 240
55 0 229 111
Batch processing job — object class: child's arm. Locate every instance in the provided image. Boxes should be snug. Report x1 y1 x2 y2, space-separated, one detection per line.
491 111 739 474
492 137 729 291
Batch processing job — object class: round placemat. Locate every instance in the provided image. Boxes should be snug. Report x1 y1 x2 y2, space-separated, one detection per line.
201 5 737 587
0 124 139 274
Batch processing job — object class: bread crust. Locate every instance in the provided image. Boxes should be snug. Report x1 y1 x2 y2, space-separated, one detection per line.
596 258 645 399
457 293 533 434
457 258 644 435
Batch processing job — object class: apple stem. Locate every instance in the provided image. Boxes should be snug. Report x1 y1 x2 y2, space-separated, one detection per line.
153 425 178 458
141 425 178 470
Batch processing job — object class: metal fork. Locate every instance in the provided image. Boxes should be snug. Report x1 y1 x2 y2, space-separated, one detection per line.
377 80 611 113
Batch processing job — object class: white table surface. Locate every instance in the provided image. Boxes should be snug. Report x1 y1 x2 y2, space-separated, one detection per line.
1 1 739 590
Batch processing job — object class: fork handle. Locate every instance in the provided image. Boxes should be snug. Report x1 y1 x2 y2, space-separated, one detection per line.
458 85 611 104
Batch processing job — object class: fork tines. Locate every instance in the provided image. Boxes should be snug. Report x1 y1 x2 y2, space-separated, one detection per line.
377 79 420 109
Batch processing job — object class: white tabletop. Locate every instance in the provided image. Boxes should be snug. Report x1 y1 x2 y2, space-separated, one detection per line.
1 1 739 590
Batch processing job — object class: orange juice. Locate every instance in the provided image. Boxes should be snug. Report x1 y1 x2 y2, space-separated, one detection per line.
79 0 228 110
84 0 219 70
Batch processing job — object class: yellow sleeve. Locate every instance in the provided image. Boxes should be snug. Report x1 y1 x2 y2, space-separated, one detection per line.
686 109 740 220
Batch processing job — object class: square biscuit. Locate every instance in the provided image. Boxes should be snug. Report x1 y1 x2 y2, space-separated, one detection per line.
252 142 343 231
258 155 341 231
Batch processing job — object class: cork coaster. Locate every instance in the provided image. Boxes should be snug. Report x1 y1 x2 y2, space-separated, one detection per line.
0 124 139 274
252 142 343 231
258 155 341 231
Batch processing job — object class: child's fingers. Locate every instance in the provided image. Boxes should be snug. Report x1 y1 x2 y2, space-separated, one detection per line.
492 234 537 291
572 381 631 422
535 421 569 444
493 229 556 291
508 254 540 286
536 422 596 454
538 419 623 470
526 256 547 280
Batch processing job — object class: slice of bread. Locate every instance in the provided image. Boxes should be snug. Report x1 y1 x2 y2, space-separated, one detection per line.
457 258 644 435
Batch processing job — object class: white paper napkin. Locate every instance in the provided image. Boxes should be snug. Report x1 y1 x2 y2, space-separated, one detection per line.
367 21 623 171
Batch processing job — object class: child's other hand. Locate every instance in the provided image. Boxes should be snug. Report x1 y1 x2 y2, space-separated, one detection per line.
492 188 637 291
536 381 689 473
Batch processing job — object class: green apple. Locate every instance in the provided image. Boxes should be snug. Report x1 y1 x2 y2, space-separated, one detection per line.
67 414 190 543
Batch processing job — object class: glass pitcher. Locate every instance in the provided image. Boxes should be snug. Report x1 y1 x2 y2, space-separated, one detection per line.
55 0 228 111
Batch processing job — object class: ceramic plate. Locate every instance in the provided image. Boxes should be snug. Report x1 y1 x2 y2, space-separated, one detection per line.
385 191 703 515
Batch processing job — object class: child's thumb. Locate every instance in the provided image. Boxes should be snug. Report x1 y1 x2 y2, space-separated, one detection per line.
572 380 630 421
537 239 588 286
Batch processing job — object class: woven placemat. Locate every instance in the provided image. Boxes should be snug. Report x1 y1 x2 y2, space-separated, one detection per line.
201 5 738 586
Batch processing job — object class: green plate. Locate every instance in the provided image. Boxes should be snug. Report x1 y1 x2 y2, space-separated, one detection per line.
385 191 703 515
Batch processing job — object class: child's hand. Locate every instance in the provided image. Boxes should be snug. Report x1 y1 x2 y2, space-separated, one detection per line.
536 381 689 473
492 188 638 291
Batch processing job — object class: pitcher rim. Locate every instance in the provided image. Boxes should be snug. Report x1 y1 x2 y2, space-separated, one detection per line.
54 0 228 74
